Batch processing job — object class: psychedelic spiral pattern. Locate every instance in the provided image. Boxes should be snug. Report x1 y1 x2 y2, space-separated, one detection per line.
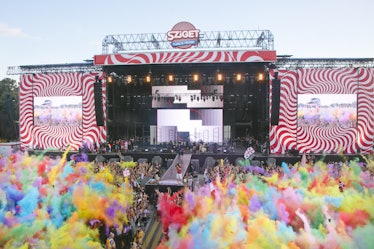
94 50 277 65
270 68 374 154
19 72 106 151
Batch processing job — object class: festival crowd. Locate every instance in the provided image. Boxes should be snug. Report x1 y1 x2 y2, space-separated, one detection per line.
0 144 373 248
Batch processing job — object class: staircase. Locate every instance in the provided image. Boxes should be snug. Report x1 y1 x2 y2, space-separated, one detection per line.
144 218 163 249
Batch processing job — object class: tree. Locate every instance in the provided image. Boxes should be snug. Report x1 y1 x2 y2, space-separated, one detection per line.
0 77 19 141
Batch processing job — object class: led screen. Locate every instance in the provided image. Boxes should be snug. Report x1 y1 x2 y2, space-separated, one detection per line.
157 109 223 143
297 94 357 128
34 96 82 126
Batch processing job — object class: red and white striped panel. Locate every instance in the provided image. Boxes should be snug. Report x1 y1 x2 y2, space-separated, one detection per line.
356 68 374 154
19 72 106 151
269 70 298 154
94 50 276 65
270 68 374 154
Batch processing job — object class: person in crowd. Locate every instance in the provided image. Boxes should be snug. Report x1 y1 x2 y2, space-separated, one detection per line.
132 227 145 249
106 232 116 249
176 163 183 181
122 222 133 249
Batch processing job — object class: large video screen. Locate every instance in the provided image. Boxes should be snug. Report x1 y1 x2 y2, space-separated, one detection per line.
34 96 83 126
157 109 223 143
297 94 357 128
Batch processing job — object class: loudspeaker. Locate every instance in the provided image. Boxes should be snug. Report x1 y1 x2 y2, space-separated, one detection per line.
94 82 104 126
271 79 280 125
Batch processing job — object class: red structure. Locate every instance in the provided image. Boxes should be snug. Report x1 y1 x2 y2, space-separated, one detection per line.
8 22 374 154
19 72 106 151
269 67 374 154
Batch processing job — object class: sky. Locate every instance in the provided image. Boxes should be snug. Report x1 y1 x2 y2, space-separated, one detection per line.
1 0 373 81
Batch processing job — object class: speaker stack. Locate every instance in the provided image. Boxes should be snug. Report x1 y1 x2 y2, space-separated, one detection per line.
94 79 104 126
271 79 281 125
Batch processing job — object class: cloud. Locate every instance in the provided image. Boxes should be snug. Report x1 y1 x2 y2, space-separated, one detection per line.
0 22 40 40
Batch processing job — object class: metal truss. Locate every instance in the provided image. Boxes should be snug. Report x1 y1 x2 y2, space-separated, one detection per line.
7 61 102 75
275 57 374 69
102 30 274 54
7 57 373 76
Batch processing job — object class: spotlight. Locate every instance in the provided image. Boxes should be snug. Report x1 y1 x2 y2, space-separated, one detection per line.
126 75 132 83
257 73 264 81
235 73 242 82
107 75 113 83
193 74 199 83
145 75 151 83
217 73 223 82
168 74 174 83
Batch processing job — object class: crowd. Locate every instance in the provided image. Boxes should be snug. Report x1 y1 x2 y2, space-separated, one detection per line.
156 155 374 249
92 159 163 248
85 151 374 249
1 141 373 249
0 145 170 249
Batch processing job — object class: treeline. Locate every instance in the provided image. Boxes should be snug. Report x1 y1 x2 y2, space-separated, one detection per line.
0 78 19 141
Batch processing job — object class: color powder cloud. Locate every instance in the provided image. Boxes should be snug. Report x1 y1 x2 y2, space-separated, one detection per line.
0 150 133 248
157 157 374 249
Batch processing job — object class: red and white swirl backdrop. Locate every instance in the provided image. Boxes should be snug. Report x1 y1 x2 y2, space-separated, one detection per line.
19 72 106 151
270 68 374 154
269 70 299 154
94 50 276 65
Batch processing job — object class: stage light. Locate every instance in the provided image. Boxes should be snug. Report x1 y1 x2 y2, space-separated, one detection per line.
126 75 132 83
145 75 151 83
107 75 113 83
217 73 223 82
193 74 199 83
257 73 264 81
236 73 242 82
168 74 174 83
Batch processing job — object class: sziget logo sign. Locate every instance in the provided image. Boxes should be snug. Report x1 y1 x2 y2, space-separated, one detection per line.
167 21 200 49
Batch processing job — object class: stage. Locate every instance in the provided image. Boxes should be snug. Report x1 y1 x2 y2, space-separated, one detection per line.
27 148 367 172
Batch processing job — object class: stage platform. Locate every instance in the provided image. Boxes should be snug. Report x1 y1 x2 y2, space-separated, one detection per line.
27 149 367 170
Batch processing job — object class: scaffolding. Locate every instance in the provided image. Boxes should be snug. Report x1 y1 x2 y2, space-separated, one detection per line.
275 57 374 69
7 61 102 75
102 30 274 54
